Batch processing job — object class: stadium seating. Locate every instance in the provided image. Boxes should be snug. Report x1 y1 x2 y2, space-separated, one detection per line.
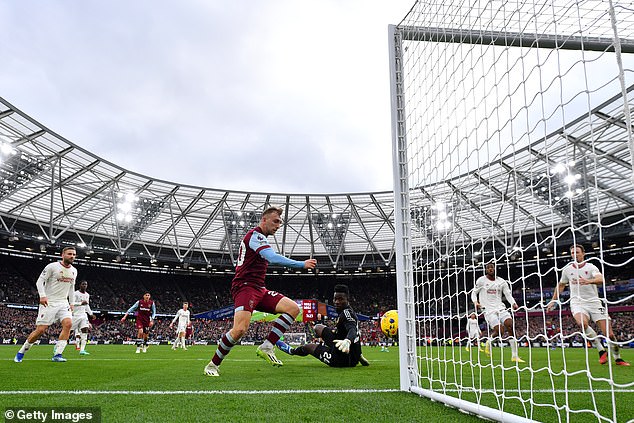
2 253 632 344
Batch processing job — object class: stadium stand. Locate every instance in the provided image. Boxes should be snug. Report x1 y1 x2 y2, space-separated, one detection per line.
1 252 632 346
0 252 399 343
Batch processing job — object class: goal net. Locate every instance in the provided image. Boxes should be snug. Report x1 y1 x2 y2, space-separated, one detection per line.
390 1 634 422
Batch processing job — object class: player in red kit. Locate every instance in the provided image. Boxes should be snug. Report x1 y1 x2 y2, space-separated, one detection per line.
121 292 156 353
369 326 379 348
546 320 557 350
204 207 317 377
185 321 194 347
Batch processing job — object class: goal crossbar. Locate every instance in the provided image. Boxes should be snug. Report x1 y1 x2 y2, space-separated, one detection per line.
399 26 634 53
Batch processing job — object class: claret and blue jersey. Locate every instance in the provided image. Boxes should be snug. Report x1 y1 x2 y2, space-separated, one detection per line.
231 227 304 290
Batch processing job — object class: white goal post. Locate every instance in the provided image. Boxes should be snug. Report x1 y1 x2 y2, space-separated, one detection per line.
390 1 634 422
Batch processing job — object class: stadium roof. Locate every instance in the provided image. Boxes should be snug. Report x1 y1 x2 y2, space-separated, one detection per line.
0 87 632 270
0 97 395 271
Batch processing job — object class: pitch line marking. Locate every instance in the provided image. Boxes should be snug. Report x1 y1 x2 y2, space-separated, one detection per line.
1 389 633 395
0 389 400 395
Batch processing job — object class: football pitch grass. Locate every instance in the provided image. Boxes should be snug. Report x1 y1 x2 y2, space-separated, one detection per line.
1 345 632 422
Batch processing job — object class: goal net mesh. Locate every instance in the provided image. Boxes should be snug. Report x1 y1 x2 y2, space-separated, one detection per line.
390 1 634 421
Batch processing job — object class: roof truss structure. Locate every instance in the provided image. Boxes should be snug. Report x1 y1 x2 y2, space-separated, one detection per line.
0 83 632 269
0 99 395 270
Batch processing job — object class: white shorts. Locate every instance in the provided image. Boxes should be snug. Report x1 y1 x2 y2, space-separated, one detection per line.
467 330 481 339
71 313 90 332
36 303 72 326
484 309 512 328
570 301 610 323
176 324 187 334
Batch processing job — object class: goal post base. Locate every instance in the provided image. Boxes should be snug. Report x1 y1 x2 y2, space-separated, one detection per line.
410 386 534 423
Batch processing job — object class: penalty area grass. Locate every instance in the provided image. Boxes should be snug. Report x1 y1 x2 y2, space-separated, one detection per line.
2 344 482 423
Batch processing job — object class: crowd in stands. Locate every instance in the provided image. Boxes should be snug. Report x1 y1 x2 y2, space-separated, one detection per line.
1 253 632 345
0 255 396 316
2 302 633 346
0 305 388 343
0 305 35 339
512 313 634 343
0 253 398 342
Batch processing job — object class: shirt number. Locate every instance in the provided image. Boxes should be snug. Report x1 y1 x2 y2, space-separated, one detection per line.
236 241 246 267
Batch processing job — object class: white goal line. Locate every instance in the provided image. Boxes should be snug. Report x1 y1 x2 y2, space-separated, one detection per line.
0 389 400 395
0 388 632 395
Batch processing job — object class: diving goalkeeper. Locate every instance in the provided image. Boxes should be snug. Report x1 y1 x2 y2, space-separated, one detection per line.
276 284 369 367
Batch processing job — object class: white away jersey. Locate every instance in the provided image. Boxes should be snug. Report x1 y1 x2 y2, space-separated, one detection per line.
73 290 93 316
471 275 516 313
466 319 480 335
560 261 602 304
172 309 191 326
36 262 77 305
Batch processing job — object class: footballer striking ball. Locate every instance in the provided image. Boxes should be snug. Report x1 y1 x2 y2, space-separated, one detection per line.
381 309 398 337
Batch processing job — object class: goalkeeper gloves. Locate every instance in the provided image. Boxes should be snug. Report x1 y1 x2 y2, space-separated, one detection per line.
334 339 351 354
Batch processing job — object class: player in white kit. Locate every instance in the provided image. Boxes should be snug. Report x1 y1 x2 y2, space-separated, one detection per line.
472 262 524 363
465 312 483 352
72 280 95 355
14 247 77 363
170 302 191 350
547 244 629 366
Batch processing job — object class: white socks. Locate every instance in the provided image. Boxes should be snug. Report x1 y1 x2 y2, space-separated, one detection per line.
509 338 518 358
80 333 88 351
19 340 34 354
583 326 605 351
20 339 70 356
609 340 621 359
54 340 67 355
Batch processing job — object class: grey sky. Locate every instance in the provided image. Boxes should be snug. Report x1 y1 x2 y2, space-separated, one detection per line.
0 1 414 194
